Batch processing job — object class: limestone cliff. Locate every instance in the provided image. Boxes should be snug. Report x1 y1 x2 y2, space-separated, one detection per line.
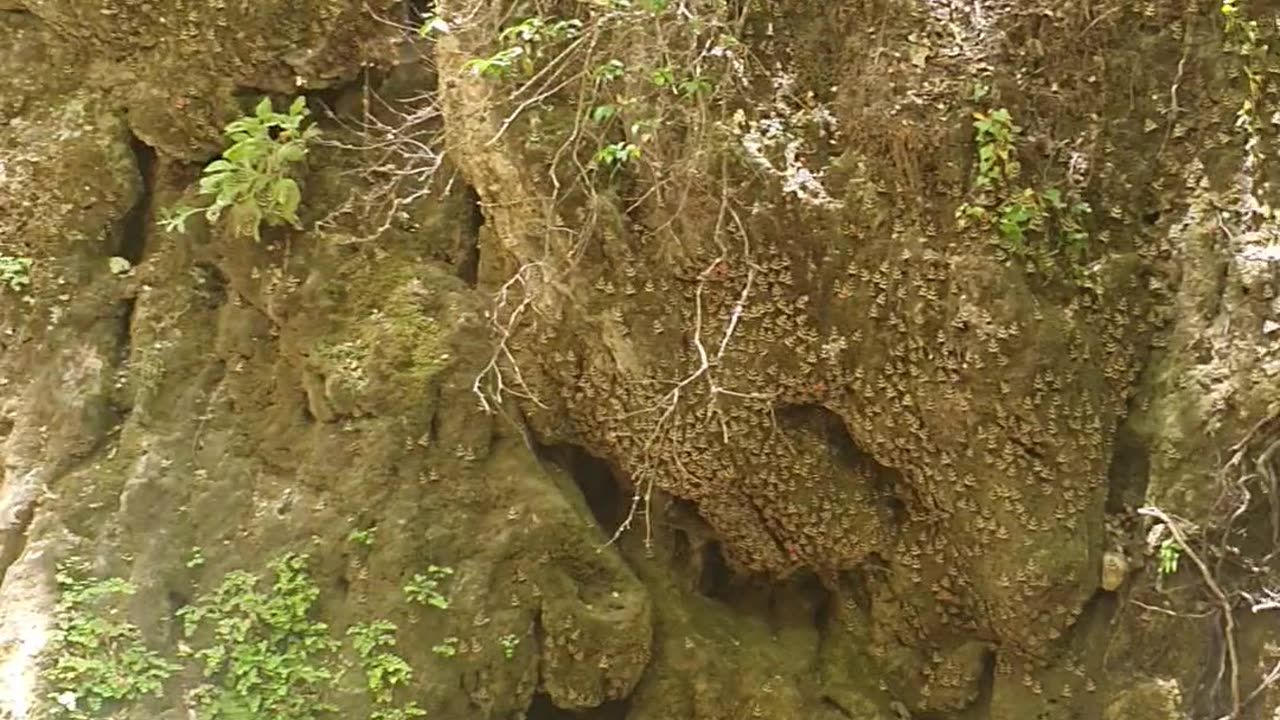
2 1 1280 719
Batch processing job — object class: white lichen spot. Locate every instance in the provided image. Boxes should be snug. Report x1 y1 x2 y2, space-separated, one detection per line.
919 0 1013 62
735 69 843 209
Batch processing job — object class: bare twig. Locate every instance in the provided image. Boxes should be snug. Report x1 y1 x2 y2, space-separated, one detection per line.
1129 599 1216 619
1140 506 1241 718
1256 438 1280 548
472 262 549 413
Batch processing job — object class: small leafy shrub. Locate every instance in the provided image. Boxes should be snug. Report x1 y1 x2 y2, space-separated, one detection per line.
592 141 641 170
499 634 520 660
463 16 582 79
404 565 453 609
160 97 318 241
1222 0 1267 139
177 552 341 720
348 621 426 720
430 637 459 658
44 560 180 719
1157 539 1182 576
956 106 1093 286
0 255 33 292
348 527 377 548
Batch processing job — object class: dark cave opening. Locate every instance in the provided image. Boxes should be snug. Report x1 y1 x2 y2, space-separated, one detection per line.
119 135 156 265
526 693 631 720
692 537 835 636
539 444 628 536
698 540 733 600
1105 413 1151 513
457 184 483 286
970 648 998 718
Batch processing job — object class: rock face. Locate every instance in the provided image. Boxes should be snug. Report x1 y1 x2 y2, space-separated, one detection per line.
2 1 1280 719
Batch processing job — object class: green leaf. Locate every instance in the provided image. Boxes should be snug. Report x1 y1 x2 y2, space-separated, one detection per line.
590 104 617 124
288 96 306 116
254 97 273 120
272 179 302 222
225 120 259 136
595 59 626 82
224 140 260 164
204 159 235 174
650 68 675 87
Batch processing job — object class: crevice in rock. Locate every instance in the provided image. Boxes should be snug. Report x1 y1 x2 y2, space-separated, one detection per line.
693 538 834 632
768 570 833 635
526 693 631 720
116 298 138 359
456 184 483 286
405 0 435 25
120 135 156 265
970 648 998 717
110 296 140 423
1105 407 1151 514
537 443 627 536
299 392 316 424
697 540 733 600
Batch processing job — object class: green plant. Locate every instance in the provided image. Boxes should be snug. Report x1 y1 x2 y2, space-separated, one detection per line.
677 74 713 99
0 255 32 292
177 553 341 720
404 565 454 610
44 560 181 719
590 103 619 124
971 108 1020 189
348 527 377 549
372 706 430 720
348 622 412 701
431 637 459 658
499 634 519 660
500 16 582 46
593 141 641 170
463 47 529 79
595 59 627 82
1222 0 1267 140
465 16 582 80
160 97 318 241
347 620 425 720
957 107 1093 285
649 67 676 88
1158 539 1182 576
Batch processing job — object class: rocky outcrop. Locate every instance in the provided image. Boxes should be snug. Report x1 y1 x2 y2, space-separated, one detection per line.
2 1 1280 719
